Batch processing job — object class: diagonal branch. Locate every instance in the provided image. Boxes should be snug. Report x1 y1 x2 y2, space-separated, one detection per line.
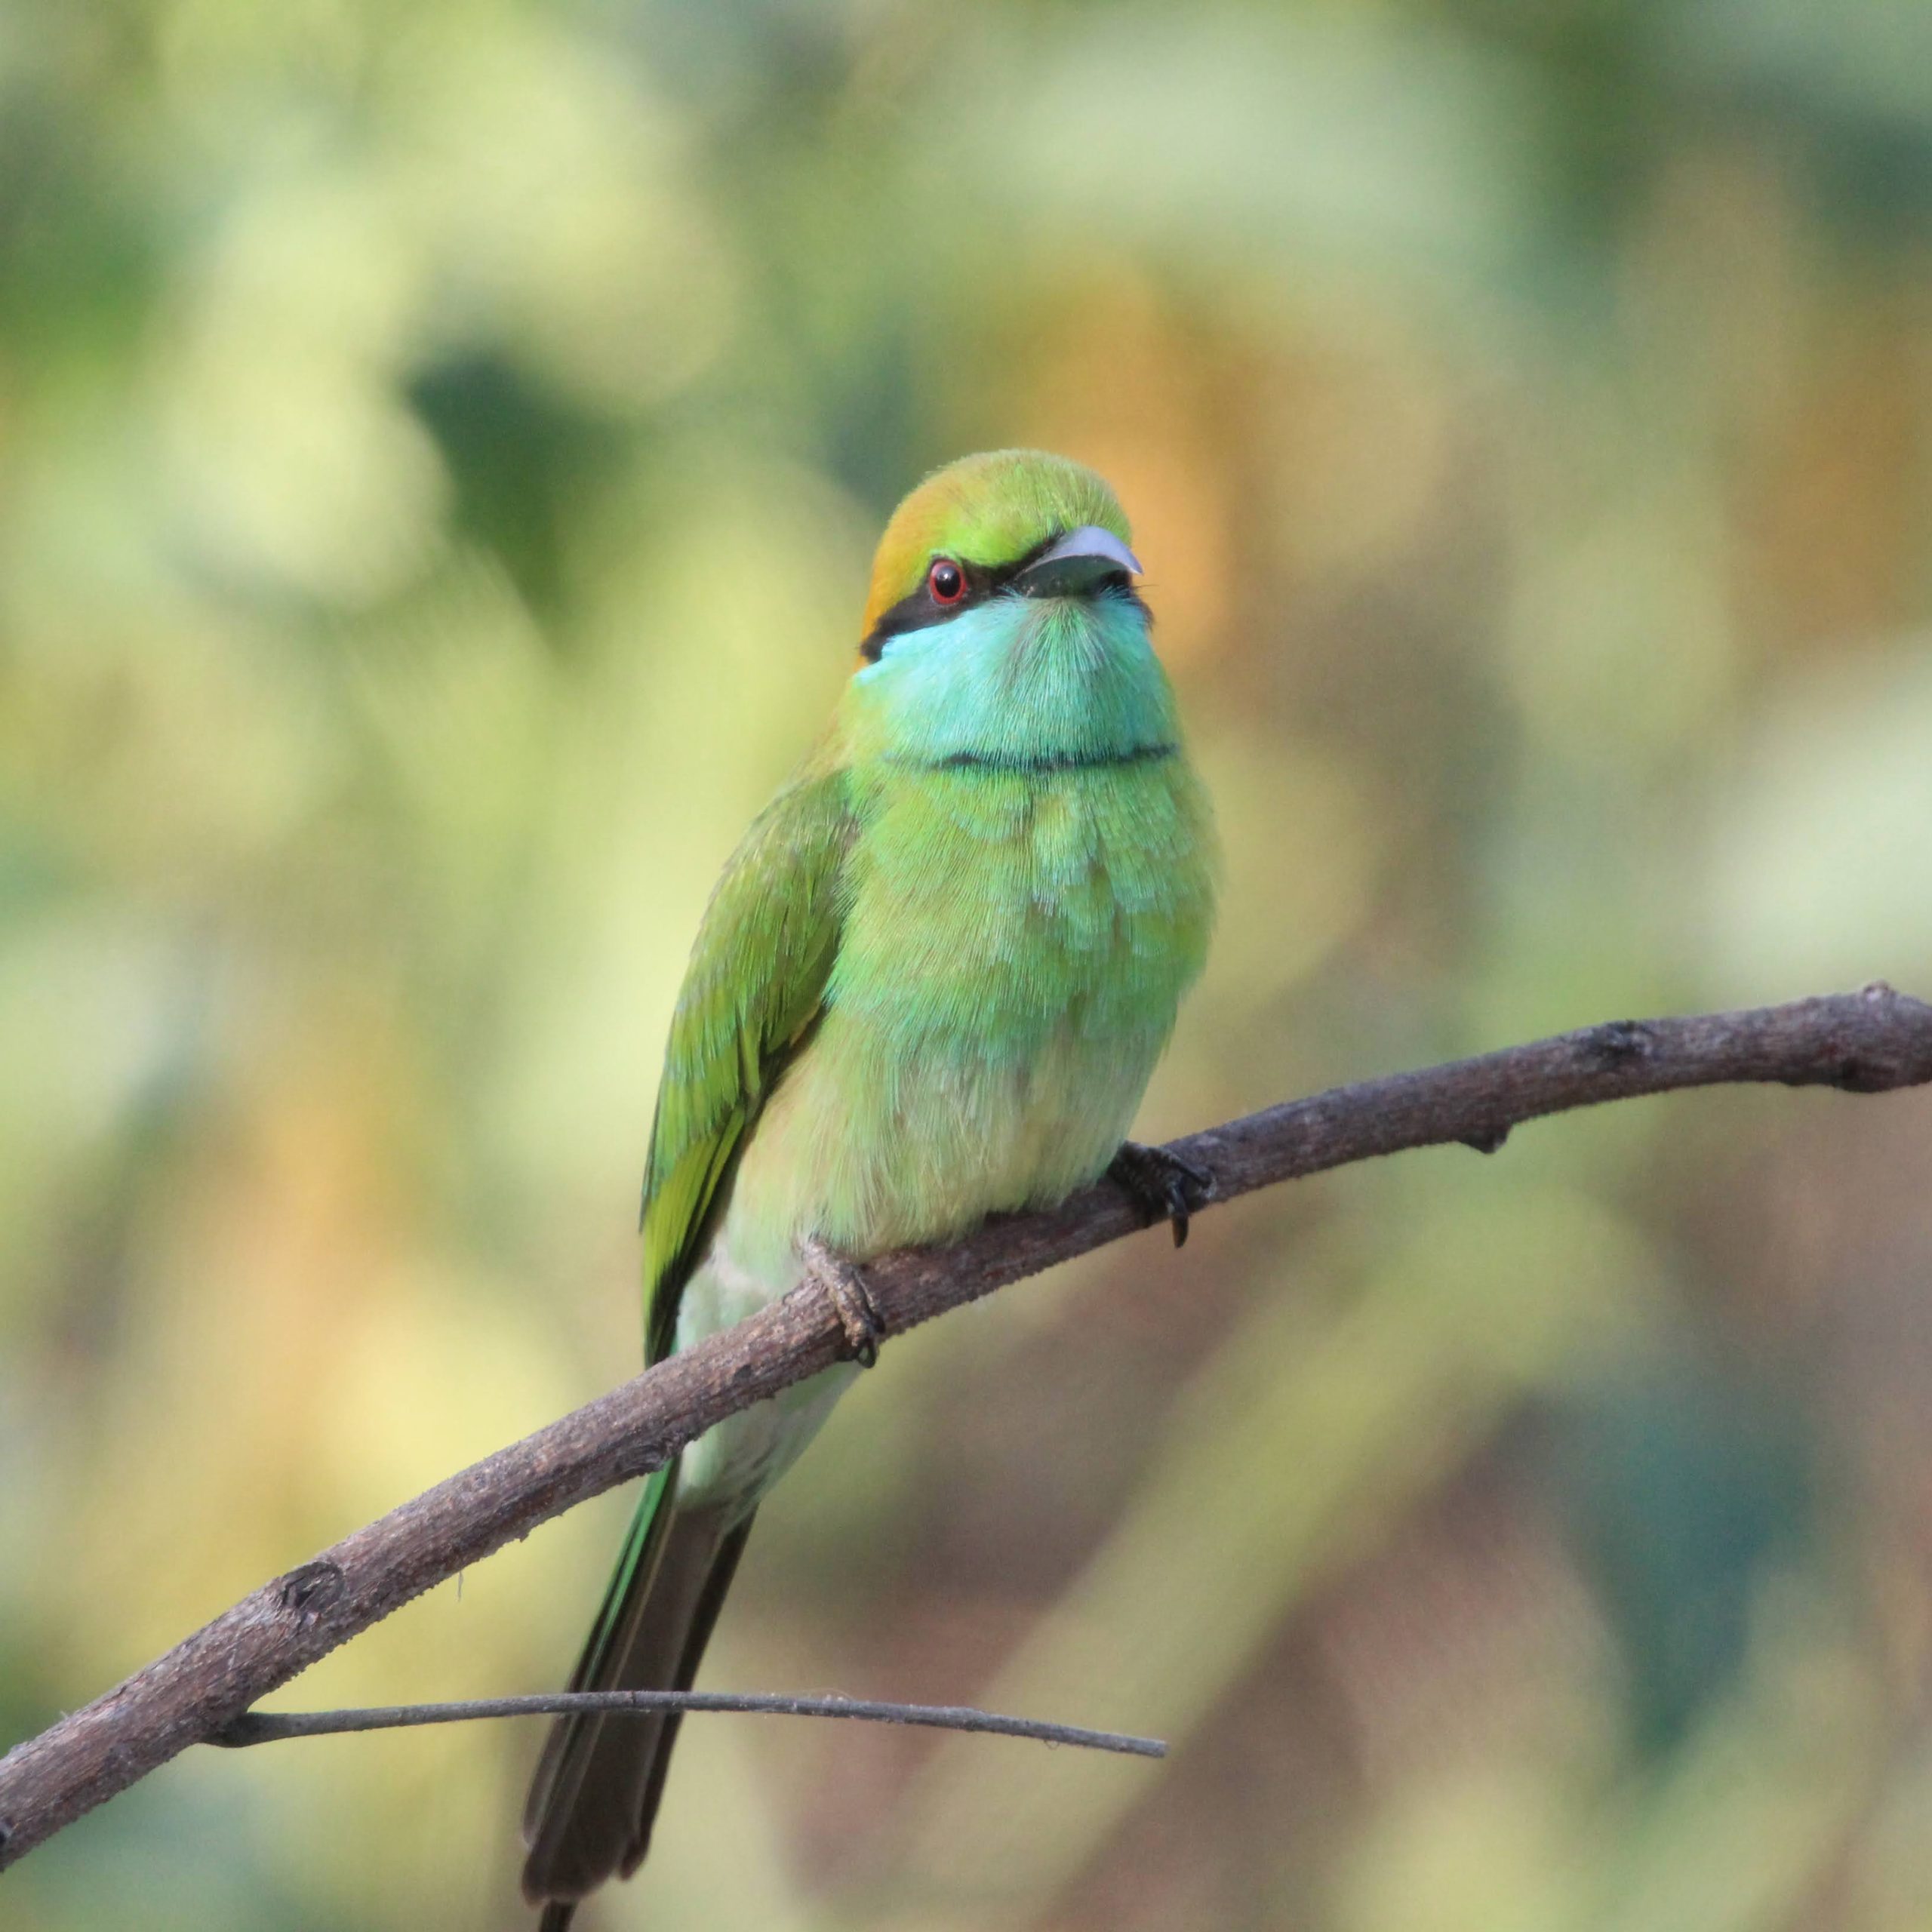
4 985 1930 1868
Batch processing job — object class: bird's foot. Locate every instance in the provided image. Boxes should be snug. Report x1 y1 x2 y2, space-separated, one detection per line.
801 1238 885 1368
1108 1140 1217 1248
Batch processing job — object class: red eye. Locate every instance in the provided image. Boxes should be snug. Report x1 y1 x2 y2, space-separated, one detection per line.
928 558 966 605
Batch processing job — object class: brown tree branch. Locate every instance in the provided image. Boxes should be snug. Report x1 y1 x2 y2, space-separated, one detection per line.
4 985 1930 1868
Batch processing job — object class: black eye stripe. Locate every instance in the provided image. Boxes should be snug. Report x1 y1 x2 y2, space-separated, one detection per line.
857 530 1065 663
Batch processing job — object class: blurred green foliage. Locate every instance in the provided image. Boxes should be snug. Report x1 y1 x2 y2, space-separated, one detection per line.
5 2 1932 1928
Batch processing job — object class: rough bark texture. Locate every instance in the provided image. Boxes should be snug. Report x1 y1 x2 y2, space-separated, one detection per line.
4 986 1930 1868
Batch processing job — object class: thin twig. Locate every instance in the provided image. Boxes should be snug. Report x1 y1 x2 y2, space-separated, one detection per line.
208 1692 1165 1758
3 986 1930 1868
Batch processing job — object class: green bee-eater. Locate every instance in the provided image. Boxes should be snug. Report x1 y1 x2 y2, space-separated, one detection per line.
521 449 1218 1925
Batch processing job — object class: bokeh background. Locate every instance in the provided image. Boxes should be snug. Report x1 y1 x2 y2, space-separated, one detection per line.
5 2 1932 1927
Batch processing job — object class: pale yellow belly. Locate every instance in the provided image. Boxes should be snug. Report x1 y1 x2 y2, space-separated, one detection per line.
671 1235 858 1511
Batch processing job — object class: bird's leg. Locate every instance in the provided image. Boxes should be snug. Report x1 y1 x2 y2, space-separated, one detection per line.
1108 1140 1217 1248
801 1238 885 1368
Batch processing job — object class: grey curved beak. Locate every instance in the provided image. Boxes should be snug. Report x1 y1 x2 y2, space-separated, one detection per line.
1014 525 1143 598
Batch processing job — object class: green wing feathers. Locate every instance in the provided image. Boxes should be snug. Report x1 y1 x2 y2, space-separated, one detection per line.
641 768 851 1362
521 768 851 1923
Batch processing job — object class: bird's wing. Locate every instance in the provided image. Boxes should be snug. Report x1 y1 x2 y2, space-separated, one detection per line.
641 767 851 1364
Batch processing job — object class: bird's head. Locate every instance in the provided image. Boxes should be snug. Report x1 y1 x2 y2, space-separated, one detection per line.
842 450 1175 771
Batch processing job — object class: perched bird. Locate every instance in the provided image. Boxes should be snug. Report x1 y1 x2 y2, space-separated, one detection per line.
521 448 1217 1926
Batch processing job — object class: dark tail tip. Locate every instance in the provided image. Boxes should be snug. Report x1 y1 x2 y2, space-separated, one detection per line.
537 1903 577 1932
